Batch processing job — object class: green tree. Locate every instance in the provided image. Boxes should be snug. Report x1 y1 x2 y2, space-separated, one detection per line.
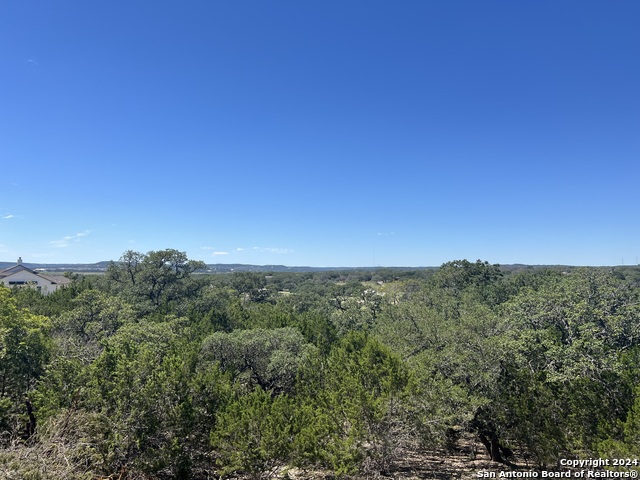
0 287 51 440
106 249 205 312
230 272 271 303
55 289 134 344
81 316 225 477
200 327 314 394
210 388 294 478
432 259 505 306
374 285 510 457
432 259 502 292
598 382 640 462
296 332 411 475
34 290 135 419
495 269 640 463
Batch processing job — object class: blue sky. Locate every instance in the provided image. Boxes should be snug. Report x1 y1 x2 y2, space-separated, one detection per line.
1 1 638 267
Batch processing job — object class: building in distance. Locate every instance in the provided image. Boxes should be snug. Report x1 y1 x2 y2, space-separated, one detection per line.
0 257 71 294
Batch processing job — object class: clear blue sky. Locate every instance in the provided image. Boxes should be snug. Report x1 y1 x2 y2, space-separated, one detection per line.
1 1 638 267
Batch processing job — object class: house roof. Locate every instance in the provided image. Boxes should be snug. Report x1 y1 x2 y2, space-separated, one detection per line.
0 264 31 277
0 260 72 285
38 274 72 285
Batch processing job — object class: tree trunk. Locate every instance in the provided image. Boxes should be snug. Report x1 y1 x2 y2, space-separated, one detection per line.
24 398 36 439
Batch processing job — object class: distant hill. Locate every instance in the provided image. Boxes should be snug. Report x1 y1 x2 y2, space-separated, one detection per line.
202 264 432 273
0 261 429 274
0 261 112 273
1 261 634 275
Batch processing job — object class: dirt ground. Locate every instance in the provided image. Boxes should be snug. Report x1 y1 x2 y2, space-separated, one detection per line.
282 438 539 480
381 444 523 480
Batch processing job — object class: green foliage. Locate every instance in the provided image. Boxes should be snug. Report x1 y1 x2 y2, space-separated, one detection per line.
294 310 337 355
224 300 297 330
433 259 502 296
52 316 227 477
4 252 640 478
201 327 315 394
106 249 205 313
229 272 271 303
55 289 134 343
329 286 384 335
296 332 411 474
597 383 640 475
211 388 294 478
10 274 95 318
496 269 640 462
0 287 51 440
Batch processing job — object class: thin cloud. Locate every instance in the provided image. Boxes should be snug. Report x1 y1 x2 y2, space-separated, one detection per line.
65 230 90 240
256 247 292 254
50 230 91 248
1 214 15 219
50 239 71 248
212 251 229 256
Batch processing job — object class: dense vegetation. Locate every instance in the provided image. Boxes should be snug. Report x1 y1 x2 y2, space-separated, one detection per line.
2 250 640 479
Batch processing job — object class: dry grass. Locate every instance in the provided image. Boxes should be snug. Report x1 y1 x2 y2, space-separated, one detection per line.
0 429 534 480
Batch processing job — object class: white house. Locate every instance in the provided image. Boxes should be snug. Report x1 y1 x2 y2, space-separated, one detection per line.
0 257 71 294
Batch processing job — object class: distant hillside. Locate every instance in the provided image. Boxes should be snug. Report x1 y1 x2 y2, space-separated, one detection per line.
0 261 112 273
1 261 634 275
0 261 429 274
202 264 431 273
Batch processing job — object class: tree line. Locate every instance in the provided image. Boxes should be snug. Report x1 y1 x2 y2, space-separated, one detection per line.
1 250 640 479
